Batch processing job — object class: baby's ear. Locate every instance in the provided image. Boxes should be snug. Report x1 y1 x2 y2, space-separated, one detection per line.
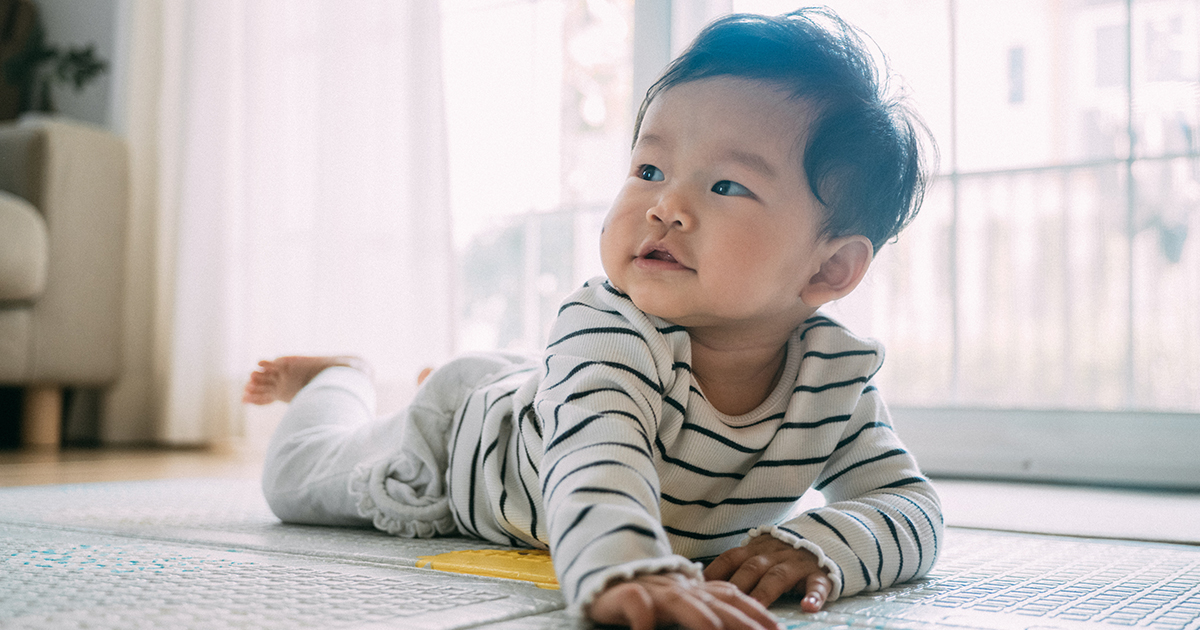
800 236 874 307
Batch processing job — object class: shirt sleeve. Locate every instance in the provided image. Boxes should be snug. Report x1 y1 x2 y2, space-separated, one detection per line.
750 384 943 601
534 283 701 610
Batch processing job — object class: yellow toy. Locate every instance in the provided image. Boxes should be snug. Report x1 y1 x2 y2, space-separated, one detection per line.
416 548 559 590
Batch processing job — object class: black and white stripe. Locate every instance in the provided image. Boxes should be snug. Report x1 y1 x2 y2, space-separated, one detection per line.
445 278 942 607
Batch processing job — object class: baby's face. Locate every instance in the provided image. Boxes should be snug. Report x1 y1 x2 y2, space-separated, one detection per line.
600 77 830 336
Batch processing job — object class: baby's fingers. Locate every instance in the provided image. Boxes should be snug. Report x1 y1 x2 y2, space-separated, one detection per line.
588 581 657 630
745 562 806 607
589 577 783 630
590 581 723 630
800 571 833 613
704 581 783 630
704 546 751 582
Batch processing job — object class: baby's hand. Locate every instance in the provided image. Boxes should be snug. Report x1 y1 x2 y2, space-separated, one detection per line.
588 571 782 630
703 536 833 612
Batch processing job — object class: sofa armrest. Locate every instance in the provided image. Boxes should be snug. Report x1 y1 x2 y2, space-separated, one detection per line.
0 116 129 384
0 190 48 301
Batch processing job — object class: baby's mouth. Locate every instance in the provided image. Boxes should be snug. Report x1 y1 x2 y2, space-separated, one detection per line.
636 244 690 270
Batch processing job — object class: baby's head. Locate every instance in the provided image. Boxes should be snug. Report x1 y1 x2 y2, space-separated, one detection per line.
635 8 931 252
601 8 932 331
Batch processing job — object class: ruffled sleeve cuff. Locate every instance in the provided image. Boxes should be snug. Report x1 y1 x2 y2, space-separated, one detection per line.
745 525 844 601
571 554 703 616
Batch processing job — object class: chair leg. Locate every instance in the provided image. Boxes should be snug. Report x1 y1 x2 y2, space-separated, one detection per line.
23 385 62 449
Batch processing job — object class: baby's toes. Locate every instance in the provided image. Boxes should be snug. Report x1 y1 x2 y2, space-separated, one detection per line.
250 368 279 384
242 385 274 405
256 360 280 375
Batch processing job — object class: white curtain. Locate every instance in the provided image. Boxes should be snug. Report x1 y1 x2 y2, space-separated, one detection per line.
150 0 454 444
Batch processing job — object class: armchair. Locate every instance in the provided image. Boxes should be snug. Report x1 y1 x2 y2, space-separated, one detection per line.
0 116 128 448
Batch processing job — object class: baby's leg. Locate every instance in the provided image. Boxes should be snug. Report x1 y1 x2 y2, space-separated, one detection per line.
256 357 395 527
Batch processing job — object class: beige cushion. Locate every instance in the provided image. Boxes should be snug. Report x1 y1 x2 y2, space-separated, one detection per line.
0 190 48 301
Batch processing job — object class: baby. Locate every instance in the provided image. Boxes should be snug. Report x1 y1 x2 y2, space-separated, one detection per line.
245 8 942 630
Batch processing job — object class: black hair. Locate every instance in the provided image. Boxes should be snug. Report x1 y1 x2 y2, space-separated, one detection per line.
634 8 934 252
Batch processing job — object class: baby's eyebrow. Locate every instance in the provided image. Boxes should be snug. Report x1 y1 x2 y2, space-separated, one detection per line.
636 133 669 149
723 149 776 180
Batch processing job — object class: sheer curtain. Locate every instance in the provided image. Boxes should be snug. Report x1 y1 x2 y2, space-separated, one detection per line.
153 0 453 444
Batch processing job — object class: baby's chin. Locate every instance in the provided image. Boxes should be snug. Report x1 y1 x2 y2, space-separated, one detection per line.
629 296 692 327
604 276 701 326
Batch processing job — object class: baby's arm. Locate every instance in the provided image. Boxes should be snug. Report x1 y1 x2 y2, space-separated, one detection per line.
590 571 782 630
751 390 943 603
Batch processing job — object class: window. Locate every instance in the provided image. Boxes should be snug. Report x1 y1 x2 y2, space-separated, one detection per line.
441 0 630 352
442 0 1200 488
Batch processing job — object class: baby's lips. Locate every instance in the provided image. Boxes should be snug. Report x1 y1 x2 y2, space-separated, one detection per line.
637 241 681 263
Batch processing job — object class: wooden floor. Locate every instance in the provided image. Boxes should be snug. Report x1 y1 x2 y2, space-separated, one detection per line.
0 444 263 487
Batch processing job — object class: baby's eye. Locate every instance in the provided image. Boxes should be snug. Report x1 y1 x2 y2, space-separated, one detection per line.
712 180 752 197
639 164 665 182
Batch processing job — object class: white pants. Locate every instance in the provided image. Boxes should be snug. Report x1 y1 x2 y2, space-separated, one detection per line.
260 353 530 535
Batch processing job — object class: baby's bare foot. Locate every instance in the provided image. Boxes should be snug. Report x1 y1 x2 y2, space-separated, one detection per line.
242 356 371 405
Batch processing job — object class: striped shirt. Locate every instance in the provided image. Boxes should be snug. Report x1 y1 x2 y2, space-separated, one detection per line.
446 277 942 608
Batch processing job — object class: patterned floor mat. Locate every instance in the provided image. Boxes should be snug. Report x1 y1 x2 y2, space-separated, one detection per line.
3 478 1197 630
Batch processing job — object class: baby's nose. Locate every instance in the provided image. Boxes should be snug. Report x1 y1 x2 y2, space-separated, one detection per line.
646 190 694 229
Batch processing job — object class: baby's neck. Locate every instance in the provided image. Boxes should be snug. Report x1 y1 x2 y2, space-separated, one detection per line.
688 330 791 417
